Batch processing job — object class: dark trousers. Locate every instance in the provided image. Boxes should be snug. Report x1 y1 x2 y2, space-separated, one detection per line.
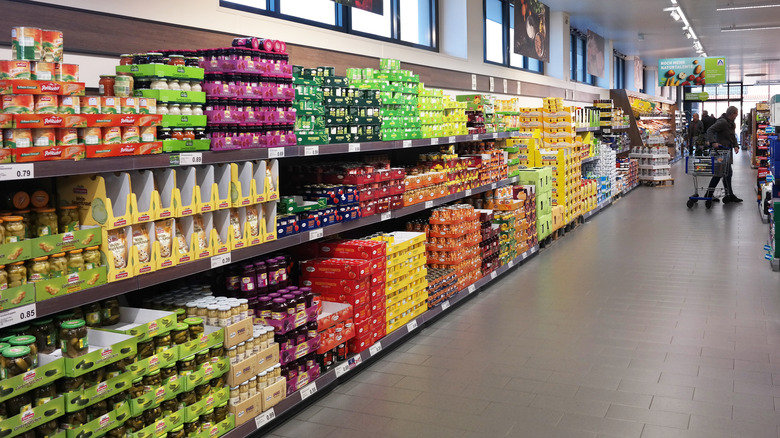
705 162 733 197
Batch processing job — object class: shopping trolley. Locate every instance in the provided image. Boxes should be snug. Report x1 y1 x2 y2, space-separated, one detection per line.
685 148 731 209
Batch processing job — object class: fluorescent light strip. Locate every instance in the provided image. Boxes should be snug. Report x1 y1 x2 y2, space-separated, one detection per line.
721 25 780 31
717 3 780 11
664 3 706 56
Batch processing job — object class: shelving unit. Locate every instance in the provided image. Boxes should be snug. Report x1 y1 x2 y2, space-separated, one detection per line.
609 89 679 159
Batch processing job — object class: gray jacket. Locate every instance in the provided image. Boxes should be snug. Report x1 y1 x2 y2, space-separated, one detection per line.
705 114 737 149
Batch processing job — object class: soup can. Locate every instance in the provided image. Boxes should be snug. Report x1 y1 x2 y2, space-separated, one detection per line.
80 127 101 145
122 126 140 144
3 129 32 148
103 127 121 145
58 96 80 114
0 60 31 80
80 96 101 114
56 63 79 82
34 95 58 114
57 128 79 146
32 128 56 147
41 30 63 63
2 95 34 114
101 97 120 114
11 27 42 61
31 61 55 80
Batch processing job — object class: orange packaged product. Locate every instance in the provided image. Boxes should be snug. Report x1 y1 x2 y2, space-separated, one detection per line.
32 128 56 147
101 97 120 114
34 95 58 114
31 62 56 80
3 129 32 148
2 95 34 114
120 97 138 114
0 60 31 80
122 126 140 144
103 127 121 145
80 127 101 145
57 128 78 146
79 96 101 114
56 63 79 82
58 95 80 114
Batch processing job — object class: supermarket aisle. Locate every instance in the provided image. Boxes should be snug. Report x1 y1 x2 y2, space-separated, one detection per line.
269 152 780 438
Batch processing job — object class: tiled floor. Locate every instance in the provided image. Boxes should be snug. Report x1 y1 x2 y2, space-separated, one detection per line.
267 152 780 438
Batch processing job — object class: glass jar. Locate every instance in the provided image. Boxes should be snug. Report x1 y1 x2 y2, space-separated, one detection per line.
178 390 196 406
193 105 204 116
101 297 120 325
206 304 219 326
32 318 56 354
178 355 196 375
217 305 231 327
26 256 49 283
248 377 257 397
154 331 172 354
87 399 108 419
83 302 102 328
171 322 189 345
195 383 211 401
156 103 169 114
199 409 215 431
3 216 24 242
237 298 249 320
58 376 83 393
229 386 240 406
174 308 186 323
104 362 123 380
48 252 66 278
106 425 126 438
59 319 88 358
61 408 87 429
210 374 226 388
8 261 26 288
168 55 186 66
191 81 203 93
84 366 105 387
168 80 181 91
160 364 177 382
1 346 33 379
82 246 102 271
136 338 154 359
125 415 145 433
184 317 204 339
107 391 128 410
34 208 58 237
236 342 246 362
57 205 80 232
183 421 199 436
9 335 38 367
257 371 268 390
0 219 6 244
150 78 168 90
143 405 162 426
180 81 192 92
147 52 164 64
169 105 182 116
99 75 115 96
67 249 85 273
0 265 7 290
167 426 185 438
194 350 209 366
238 381 249 402
119 54 133 65
143 370 162 391
209 343 224 360
161 399 179 417
36 420 58 438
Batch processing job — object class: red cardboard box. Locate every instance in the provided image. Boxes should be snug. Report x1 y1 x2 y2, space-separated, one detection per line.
302 276 370 295
300 258 370 280
319 239 387 260
347 329 374 354
369 298 386 314
354 318 372 337
369 270 386 289
353 303 371 324
320 288 370 308
370 309 386 327
368 257 386 275
316 301 354 331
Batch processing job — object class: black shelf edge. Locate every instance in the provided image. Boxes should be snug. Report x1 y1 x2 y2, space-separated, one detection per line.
581 156 598 164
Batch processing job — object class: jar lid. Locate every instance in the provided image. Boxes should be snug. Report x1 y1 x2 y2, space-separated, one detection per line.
174 308 185 315
258 371 267 376
230 386 239 390
3 346 31 358
132 377 143 383
59 205 78 210
184 317 203 325
31 192 50 209
237 298 248 304
271 298 286 304
86 246 100 251
99 75 116 78
32 318 53 325
51 252 66 257
4 215 22 221
0 342 9 351
69 249 83 254
9 335 35 345
211 343 223 349
218 305 230 311
182 355 195 361
174 322 189 331
61 319 86 329
147 370 160 377
32 256 48 262
207 305 219 310
35 207 55 213
10 261 24 266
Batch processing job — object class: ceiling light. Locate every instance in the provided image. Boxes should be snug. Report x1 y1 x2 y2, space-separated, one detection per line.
721 24 780 31
670 9 681 20
671 0 677 4
685 31 692 38
717 3 780 11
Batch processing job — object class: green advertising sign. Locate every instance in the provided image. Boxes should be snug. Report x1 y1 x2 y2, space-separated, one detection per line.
658 57 726 86
684 92 710 101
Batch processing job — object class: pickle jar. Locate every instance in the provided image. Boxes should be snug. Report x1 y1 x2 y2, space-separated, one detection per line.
183 421 199 436
6 392 32 416
48 253 67 278
8 261 26 287
104 362 123 380
83 302 102 328
209 374 226 388
35 420 58 438
194 383 211 400
31 318 56 354
160 364 177 382
143 370 162 391
178 389 196 406
129 377 144 399
174 308 186 323
33 383 55 406
183 317 204 339
154 331 172 354
171 322 189 345
66 249 85 273
209 343 224 360
101 297 121 325
214 402 228 423
26 256 50 283
61 409 87 429
9 335 38 366
2 346 33 379
84 367 105 387
57 205 80 232
199 409 215 431
125 415 145 432
4 216 25 242
58 376 84 393
143 405 162 426
194 350 209 366
105 425 125 438
167 425 185 438
136 338 154 359
59 319 88 358
107 391 128 410
0 264 7 290
34 208 58 237
177 355 195 375
87 399 108 419
83 246 102 270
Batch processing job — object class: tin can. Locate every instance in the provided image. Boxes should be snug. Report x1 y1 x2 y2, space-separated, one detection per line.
140 126 157 143
103 127 121 145
80 127 101 146
122 126 140 144
41 30 63 63
58 96 79 114
138 98 156 115
57 128 79 146
31 62 55 81
101 97 120 114
34 95 58 114
55 63 79 82
2 95 34 114
79 96 101 114
32 128 56 147
11 27 42 61
120 97 138 114
3 129 32 148
0 60 31 80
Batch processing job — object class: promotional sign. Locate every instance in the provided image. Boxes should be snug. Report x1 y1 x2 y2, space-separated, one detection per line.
658 57 727 86
513 0 550 63
684 92 710 101
332 0 383 15
586 30 605 78
633 56 643 91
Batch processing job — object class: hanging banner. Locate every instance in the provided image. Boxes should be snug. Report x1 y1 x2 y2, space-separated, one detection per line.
633 56 643 91
684 92 710 101
513 0 550 63
332 0 383 15
658 57 727 86
586 30 605 78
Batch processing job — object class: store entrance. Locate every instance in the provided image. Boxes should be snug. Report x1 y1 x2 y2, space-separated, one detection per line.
683 82 745 142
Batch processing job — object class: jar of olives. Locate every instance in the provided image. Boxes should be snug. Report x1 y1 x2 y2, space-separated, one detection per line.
32 318 56 354
57 205 80 232
171 322 189 345
178 355 195 375
8 262 26 288
67 249 85 273
9 335 38 366
83 246 102 270
83 302 102 328
136 339 154 359
1 346 33 379
26 256 50 283
59 319 88 358
4 216 25 242
183 317 204 340
48 253 67 278
34 208 58 237
154 331 172 354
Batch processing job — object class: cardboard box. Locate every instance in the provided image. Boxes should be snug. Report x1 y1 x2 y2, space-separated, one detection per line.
300 258 370 280
177 325 224 358
303 277 370 295
126 345 178 378
230 393 261 426
65 403 129 438
132 410 184 438
316 301 353 331
58 172 134 230
262 378 286 411
318 239 387 259
129 374 183 416
227 352 257 387
255 343 280 374
0 396 66 438
183 384 229 422
42 329 137 377
223 316 253 348
101 307 177 342
320 289 370 308
191 414 234 438
64 370 134 412
279 335 320 366
182 357 230 392
0 355 63 403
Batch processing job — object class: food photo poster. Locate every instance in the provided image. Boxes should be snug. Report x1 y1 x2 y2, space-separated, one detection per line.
513 0 550 63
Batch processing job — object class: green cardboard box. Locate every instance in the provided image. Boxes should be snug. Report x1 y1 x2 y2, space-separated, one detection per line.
0 282 34 311
0 396 66 438
0 240 31 266
35 266 107 301
29 227 102 258
127 346 179 378
177 325 224 359
0 355 64 403
135 89 206 105
64 371 134 412
183 357 229 392
42 329 138 377
116 65 204 81
65 403 131 438
101 307 177 342
162 139 211 153
183 385 229 422
191 414 234 438
160 115 208 128
130 374 184 416
131 410 185 438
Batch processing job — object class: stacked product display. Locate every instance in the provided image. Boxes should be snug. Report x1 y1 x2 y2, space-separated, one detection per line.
630 143 672 185
378 232 427 334
494 98 520 132
457 94 491 134
421 205 480 291
518 167 552 240
617 158 640 192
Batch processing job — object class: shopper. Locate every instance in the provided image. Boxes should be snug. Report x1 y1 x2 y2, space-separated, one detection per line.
704 106 742 203
687 112 704 154
702 110 716 132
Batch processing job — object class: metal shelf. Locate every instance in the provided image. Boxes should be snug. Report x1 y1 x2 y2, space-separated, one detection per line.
582 156 599 164
638 116 673 121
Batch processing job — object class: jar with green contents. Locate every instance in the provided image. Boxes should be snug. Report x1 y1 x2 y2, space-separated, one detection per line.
177 355 195 375
194 383 211 401
3 216 25 242
14 210 32 239
83 246 102 270
199 409 215 431
171 322 189 345
83 367 105 387
136 338 154 359
6 392 32 416
167 425 185 438
66 249 85 273
1 346 33 379
57 205 80 232
213 402 228 423
26 256 49 283
35 420 58 438
61 409 87 429
143 370 161 391
101 297 121 325
104 362 123 380
33 383 55 406
0 265 7 290
7 262 26 288
183 421 199 436
57 376 83 393
125 415 145 432
129 377 144 399
9 335 38 367
174 308 186 323
160 399 179 416
7 324 31 337
32 318 57 354
210 374 226 388
210 343 224 360
160 364 177 382
48 252 67 278
105 425 125 438
0 218 7 244
142 405 162 426
107 391 127 410
153 331 171 354
59 319 88 358
194 350 209 366
178 389 196 406
183 317 204 340
83 302 102 328
34 208 58 237
87 399 108 419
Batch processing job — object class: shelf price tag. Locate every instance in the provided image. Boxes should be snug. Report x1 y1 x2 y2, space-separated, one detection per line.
0 163 34 181
430 137 439 145
511 131 520 137
309 228 324 241
254 408 275 429
441 300 450 311
472 134 480 141
210 252 232 269
522 251 528 259
402 140 413 148
0 303 36 329
448 136 456 144
492 133 499 139
304 146 319 156
406 320 418 332
468 285 476 294
368 342 382 356
424 201 434 209
465 189 472 196
268 148 285 159
299 382 318 400
179 153 203 166
503 78 508 94
508 260 514 268
380 212 392 221
603 129 612 134
334 362 350 378
490 271 497 280
348 143 361 153
489 77 495 92
491 183 497 189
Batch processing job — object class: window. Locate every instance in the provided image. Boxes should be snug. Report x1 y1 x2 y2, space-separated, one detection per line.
221 0 438 50
570 30 594 85
483 0 544 74
613 53 626 89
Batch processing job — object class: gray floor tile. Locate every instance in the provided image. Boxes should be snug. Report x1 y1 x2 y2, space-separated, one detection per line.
557 412 645 437
605 404 690 429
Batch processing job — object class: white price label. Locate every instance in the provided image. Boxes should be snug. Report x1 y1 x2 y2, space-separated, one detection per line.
255 409 275 429
503 79 508 94
490 271 497 280
516 81 522 95
430 137 439 145
492 133 499 138
511 131 520 137
299 382 318 400
522 251 528 259
472 134 480 141
491 183 497 189
348 143 361 152
603 129 612 134
210 252 232 269
380 212 392 221
0 163 33 181
489 77 495 92
0 303 36 329
369 342 382 356
448 136 456 144
334 362 350 378
471 74 477 90
425 200 434 209
468 284 476 294
406 320 418 332
304 145 319 156
508 260 514 268
465 189 472 196
402 140 412 148
268 147 285 158
179 153 203 166
309 228 324 241
441 300 450 311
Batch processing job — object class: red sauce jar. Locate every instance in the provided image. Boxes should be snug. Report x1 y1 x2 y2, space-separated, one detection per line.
168 55 186 66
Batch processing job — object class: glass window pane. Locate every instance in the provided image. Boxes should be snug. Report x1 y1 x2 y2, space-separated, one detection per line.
486 18 503 63
352 0 391 38
527 57 542 73
577 37 585 82
570 34 576 80
400 0 433 47
222 0 267 9
279 0 337 25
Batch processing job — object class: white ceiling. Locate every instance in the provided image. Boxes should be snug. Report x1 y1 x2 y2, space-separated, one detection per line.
542 0 780 85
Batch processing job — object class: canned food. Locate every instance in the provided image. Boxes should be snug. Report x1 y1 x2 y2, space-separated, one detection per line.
58 96 79 114
103 127 121 145
11 27 42 61
79 96 101 114
31 61 55 80
122 126 139 144
120 97 138 114
101 97 120 114
0 60 31 80
3 129 32 148
2 95 34 114
138 98 156 115
139 126 156 143
32 128 55 147
33 95 58 114
57 128 78 146
41 30 63 63
56 63 79 82
80 127 101 145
